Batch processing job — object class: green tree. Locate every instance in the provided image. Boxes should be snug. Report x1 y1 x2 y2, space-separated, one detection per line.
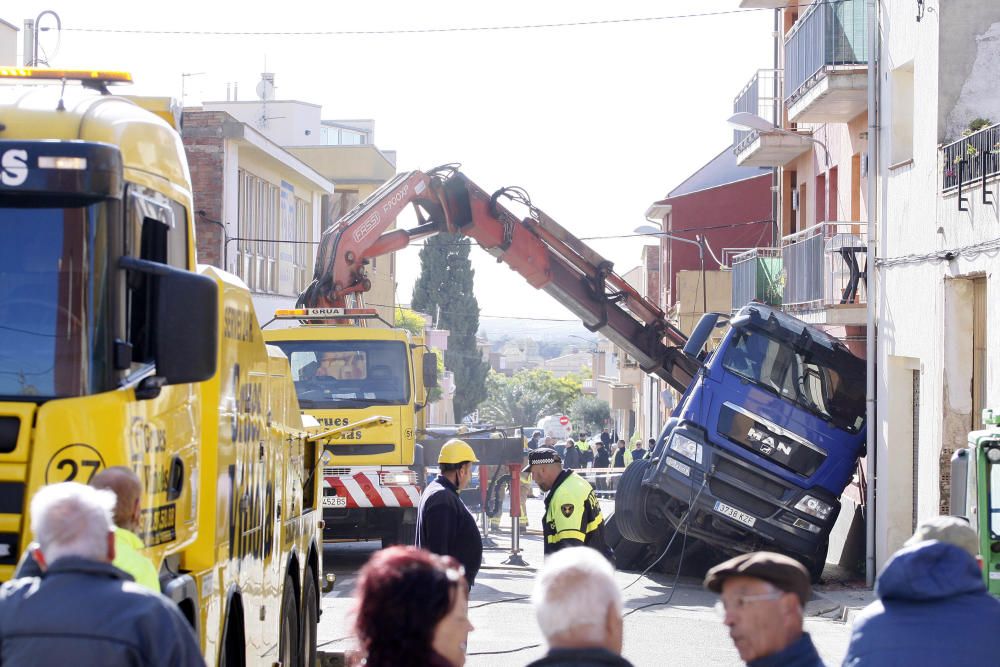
479 369 582 428
569 395 611 434
411 233 490 421
394 306 426 337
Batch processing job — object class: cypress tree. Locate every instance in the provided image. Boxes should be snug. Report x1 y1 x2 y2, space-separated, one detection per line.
411 233 489 422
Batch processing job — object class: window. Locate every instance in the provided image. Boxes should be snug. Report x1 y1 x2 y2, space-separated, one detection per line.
125 187 187 370
270 340 410 408
236 169 280 292
890 63 914 165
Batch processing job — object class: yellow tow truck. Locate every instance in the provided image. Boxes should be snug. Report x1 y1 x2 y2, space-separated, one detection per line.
265 307 437 546
0 68 323 666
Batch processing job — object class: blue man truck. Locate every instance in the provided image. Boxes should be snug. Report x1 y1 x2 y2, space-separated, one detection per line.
294 165 866 580
614 304 866 579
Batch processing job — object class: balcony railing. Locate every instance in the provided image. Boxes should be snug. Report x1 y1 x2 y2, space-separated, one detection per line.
942 122 1000 192
731 248 783 312
781 221 867 310
784 0 868 105
733 69 782 154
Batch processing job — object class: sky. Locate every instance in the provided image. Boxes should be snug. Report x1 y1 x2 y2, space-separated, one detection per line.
9 1 774 326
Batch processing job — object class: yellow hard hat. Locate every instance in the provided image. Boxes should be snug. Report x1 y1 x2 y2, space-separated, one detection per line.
438 438 479 465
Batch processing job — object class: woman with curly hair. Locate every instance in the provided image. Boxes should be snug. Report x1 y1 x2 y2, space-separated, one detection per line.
350 546 475 667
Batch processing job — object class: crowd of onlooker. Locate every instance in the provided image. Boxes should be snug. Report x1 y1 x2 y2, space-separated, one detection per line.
3 474 1000 666
349 513 1000 667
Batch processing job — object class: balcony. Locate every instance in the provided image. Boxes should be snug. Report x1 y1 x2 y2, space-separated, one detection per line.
780 221 867 325
731 248 783 312
784 0 868 123
941 123 1000 207
733 70 811 167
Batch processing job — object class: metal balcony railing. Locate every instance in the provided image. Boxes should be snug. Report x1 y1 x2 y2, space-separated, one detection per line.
731 248 783 312
784 0 868 105
781 222 867 310
733 69 782 154
942 123 1000 193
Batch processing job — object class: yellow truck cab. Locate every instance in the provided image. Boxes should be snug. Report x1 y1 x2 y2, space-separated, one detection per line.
0 68 322 666
265 308 437 545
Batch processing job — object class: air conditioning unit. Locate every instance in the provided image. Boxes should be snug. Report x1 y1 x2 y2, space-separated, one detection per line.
791 191 800 211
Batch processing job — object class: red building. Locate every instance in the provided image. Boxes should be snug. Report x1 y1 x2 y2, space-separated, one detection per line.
647 147 772 308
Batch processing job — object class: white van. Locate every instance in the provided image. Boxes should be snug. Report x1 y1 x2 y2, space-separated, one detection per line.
536 415 572 442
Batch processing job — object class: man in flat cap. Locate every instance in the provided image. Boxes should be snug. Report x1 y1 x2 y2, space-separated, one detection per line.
523 447 613 563
704 551 823 666
842 515 1000 666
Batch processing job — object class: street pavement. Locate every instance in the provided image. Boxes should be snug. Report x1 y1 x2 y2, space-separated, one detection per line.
319 497 871 666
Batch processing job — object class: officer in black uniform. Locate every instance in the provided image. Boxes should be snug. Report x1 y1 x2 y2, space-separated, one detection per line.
523 448 614 564
415 438 483 588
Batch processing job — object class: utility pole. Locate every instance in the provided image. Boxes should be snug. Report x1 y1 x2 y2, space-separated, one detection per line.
22 19 34 66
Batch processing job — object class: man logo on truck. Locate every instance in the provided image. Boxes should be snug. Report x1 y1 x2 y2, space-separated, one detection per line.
748 427 793 458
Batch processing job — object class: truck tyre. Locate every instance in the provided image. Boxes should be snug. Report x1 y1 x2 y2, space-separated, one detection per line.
605 512 648 571
279 574 300 667
804 538 829 584
219 603 245 667
300 568 319 667
614 459 661 545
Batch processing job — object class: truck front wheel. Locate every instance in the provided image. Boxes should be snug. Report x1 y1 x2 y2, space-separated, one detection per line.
615 459 662 544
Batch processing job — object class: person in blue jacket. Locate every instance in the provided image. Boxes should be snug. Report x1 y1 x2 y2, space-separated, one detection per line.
842 515 1000 666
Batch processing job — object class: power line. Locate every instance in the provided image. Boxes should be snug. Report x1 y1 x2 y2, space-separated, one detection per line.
61 2 845 37
65 8 761 37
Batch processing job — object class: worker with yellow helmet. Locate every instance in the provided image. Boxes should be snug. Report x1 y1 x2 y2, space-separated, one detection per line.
415 439 483 588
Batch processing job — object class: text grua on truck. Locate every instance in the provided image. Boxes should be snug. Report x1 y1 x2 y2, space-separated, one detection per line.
0 68 325 666
264 307 438 546
288 162 867 579
950 408 1000 594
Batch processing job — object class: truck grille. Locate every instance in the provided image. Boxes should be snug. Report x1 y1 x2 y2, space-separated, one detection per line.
714 458 786 500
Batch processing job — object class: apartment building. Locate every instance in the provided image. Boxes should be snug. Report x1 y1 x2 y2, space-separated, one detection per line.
875 1 1000 564
195 76 398 323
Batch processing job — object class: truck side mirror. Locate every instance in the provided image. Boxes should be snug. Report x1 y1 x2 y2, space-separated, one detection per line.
154 268 218 385
683 313 721 359
422 352 439 389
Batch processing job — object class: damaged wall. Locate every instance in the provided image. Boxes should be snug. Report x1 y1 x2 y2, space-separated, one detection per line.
939 6 1000 142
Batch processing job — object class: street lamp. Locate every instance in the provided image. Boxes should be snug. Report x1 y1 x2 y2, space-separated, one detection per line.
728 112 831 166
634 223 707 314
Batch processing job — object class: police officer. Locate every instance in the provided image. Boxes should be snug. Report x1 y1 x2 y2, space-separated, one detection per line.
416 439 483 588
523 447 614 563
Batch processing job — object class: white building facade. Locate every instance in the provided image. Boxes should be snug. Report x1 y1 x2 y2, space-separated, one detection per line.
875 0 1000 565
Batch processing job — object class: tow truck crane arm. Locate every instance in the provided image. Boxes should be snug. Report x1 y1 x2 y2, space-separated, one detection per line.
298 165 699 392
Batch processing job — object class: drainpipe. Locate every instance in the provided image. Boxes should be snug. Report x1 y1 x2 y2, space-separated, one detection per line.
864 0 879 589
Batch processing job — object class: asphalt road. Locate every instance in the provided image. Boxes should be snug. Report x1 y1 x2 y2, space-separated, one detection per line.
318 498 856 666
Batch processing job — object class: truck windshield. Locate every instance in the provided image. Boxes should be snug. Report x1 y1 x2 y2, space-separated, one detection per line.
722 328 865 433
0 204 109 399
271 340 410 408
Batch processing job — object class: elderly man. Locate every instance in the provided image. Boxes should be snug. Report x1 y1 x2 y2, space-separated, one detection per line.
528 546 633 666
843 515 1000 666
523 447 613 562
0 482 203 665
704 551 822 666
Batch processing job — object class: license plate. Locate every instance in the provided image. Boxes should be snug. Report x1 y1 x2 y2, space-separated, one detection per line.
714 500 756 528
323 495 347 508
